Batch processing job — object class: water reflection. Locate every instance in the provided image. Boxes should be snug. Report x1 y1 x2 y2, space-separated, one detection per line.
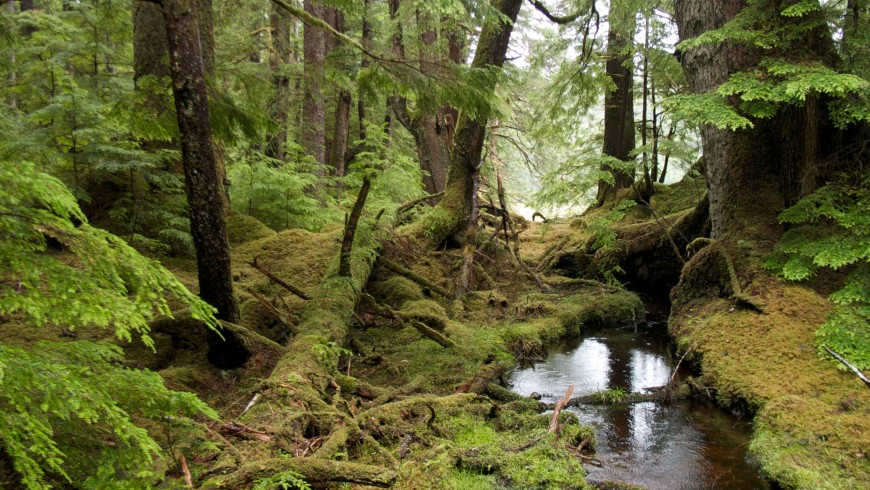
508 325 768 490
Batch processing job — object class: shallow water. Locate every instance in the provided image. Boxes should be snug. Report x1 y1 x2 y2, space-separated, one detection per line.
508 316 769 490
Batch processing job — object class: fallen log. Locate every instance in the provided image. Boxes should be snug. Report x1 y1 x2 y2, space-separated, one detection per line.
207 457 398 488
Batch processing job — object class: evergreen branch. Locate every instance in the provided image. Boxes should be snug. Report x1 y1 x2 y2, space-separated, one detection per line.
269 0 431 78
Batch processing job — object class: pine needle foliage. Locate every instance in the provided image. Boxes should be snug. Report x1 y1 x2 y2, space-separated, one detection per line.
765 172 870 369
0 160 219 488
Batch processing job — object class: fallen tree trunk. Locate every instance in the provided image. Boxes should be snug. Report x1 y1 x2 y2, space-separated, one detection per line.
208 457 398 488
204 203 395 487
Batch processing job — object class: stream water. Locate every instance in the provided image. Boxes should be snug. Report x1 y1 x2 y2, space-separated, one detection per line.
507 306 770 490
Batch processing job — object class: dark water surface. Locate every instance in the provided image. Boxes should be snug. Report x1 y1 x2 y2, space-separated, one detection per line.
508 314 769 490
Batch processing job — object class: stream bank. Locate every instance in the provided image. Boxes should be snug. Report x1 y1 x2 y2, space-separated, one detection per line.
509 300 770 490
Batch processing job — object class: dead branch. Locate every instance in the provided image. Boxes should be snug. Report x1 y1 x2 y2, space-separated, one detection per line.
548 385 574 432
339 177 372 277
362 294 455 348
245 287 298 329
248 259 312 300
824 347 870 389
379 257 451 298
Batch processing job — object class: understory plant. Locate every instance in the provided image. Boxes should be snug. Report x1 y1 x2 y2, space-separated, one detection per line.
0 160 219 489
766 172 870 369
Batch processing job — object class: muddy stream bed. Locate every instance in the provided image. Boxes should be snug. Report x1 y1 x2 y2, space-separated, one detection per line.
508 303 770 490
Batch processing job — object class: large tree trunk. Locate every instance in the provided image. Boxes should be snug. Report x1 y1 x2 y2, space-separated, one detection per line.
325 8 350 175
161 0 249 369
596 23 636 205
265 1 293 162
302 0 326 167
388 1 456 195
674 0 763 239
419 0 523 248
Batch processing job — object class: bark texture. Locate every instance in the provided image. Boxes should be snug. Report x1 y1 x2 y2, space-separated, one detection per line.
302 0 327 167
674 0 760 239
161 0 248 368
597 25 635 205
265 1 293 162
420 0 523 248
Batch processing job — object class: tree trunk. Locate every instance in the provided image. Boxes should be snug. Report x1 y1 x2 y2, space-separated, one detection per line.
161 0 249 369
133 1 170 82
330 91 351 175
358 0 371 141
265 0 293 162
325 9 350 175
302 0 326 167
674 0 761 239
597 23 635 205
419 0 523 248
387 1 455 195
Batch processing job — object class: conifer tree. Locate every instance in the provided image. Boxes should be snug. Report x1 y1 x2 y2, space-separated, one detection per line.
160 0 249 368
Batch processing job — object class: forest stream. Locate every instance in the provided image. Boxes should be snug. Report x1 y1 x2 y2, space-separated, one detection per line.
509 301 770 490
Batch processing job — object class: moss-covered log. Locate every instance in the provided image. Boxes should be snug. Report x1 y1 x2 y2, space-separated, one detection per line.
205 457 398 488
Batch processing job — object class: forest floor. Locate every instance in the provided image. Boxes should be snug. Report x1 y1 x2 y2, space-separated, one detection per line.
4 178 867 489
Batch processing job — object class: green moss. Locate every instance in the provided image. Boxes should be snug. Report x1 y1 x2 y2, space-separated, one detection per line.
400 299 449 330
671 279 870 488
369 276 425 307
225 211 276 245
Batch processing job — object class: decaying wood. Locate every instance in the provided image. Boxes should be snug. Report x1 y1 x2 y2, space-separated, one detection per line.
548 385 574 432
339 177 372 277
825 347 870 389
362 294 455 348
248 258 312 300
379 257 451 298
180 453 193 488
212 457 398 488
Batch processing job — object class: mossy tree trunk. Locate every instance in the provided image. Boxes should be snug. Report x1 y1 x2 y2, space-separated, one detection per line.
161 0 249 368
671 0 865 314
419 0 523 248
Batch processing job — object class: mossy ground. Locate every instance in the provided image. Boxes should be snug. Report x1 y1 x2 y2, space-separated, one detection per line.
671 282 870 488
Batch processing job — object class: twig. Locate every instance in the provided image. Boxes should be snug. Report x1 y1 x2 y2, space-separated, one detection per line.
180 454 193 488
824 347 870 389
248 259 312 300
246 287 297 328
241 392 261 417
548 385 574 432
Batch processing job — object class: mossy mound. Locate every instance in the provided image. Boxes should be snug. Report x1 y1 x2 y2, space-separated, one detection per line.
369 276 425 307
671 277 870 488
225 210 276 246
